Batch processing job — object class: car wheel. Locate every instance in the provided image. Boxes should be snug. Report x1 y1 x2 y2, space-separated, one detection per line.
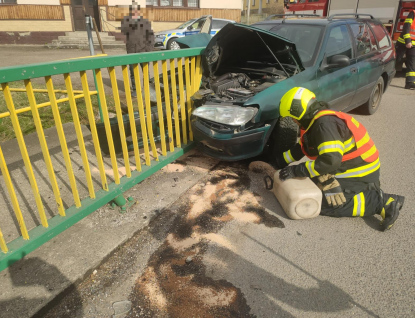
360 77 384 115
167 38 180 50
264 117 298 166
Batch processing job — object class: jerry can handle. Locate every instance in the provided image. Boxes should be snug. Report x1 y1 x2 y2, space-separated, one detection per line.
264 176 273 190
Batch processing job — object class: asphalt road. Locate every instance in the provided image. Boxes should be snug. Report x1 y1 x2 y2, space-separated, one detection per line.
0 46 414 317
36 74 415 318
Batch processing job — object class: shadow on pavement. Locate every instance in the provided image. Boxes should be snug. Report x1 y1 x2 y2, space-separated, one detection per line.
239 233 378 317
0 256 83 318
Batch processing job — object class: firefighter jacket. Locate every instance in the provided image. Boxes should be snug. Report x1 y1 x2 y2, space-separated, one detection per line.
281 110 380 184
398 10 415 46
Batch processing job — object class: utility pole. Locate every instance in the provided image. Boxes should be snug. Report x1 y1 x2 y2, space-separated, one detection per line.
247 0 251 24
85 15 104 122
258 0 262 15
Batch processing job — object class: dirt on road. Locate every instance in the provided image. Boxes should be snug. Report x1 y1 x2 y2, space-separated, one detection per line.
37 160 285 318
128 163 284 318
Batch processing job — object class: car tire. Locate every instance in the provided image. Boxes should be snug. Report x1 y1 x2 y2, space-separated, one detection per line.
264 117 298 166
167 38 180 50
360 77 384 115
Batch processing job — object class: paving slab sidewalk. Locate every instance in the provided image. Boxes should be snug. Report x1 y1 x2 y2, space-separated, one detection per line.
0 122 219 318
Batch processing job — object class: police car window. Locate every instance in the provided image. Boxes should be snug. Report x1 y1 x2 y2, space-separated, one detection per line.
177 19 196 29
212 20 229 29
190 18 206 30
350 23 378 57
325 25 353 62
369 22 391 49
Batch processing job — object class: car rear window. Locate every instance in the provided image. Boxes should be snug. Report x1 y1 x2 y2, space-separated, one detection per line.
369 22 391 49
350 23 378 57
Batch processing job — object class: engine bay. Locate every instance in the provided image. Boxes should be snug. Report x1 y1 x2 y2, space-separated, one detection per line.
192 70 287 106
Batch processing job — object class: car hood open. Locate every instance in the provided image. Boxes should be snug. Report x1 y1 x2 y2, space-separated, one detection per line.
177 23 304 77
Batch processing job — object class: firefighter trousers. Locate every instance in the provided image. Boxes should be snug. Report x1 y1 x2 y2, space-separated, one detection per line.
396 43 415 84
315 178 383 218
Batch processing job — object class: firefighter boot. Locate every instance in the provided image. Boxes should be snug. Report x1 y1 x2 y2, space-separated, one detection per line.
405 82 415 90
380 194 405 231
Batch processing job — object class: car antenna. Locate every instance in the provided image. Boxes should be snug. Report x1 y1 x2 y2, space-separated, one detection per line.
255 31 290 78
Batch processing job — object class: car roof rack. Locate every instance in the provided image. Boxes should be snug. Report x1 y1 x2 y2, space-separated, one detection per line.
265 14 320 21
328 13 375 21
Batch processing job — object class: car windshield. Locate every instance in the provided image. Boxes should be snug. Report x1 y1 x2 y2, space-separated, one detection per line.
255 23 323 67
177 19 197 29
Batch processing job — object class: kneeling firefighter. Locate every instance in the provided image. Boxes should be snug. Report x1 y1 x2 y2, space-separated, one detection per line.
275 87 404 231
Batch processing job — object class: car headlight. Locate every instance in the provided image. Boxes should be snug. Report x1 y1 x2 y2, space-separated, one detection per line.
192 105 257 126
156 34 166 39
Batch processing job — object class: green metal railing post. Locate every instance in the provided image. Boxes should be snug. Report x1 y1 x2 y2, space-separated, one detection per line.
92 71 104 123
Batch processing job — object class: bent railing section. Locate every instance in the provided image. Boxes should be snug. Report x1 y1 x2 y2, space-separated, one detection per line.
0 48 204 271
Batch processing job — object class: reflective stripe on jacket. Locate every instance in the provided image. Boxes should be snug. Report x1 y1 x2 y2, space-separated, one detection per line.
300 110 379 164
398 10 415 45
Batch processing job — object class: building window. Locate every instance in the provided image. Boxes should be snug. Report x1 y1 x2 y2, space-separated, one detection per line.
0 0 17 3
147 0 198 6
252 0 255 6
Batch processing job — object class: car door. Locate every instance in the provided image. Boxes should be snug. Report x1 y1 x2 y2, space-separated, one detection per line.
317 24 358 111
348 22 382 108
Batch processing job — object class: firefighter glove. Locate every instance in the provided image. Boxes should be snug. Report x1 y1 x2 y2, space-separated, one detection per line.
279 164 308 181
317 174 346 207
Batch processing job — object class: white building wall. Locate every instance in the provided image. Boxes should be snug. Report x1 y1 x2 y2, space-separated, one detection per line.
200 0 242 9
17 0 60 4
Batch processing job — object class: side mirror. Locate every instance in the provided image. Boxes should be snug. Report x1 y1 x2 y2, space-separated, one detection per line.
187 26 193 30
320 55 350 71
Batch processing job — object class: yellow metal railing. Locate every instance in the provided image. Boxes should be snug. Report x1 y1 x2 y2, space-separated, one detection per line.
0 49 204 265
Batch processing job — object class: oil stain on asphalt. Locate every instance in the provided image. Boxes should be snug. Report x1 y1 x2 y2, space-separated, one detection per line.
127 162 284 318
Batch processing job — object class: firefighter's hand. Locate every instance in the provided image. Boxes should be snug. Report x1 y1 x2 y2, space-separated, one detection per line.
279 164 308 181
406 43 413 49
279 166 296 181
317 174 346 207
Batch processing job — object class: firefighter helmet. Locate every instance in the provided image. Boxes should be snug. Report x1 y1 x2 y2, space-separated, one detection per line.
279 87 316 120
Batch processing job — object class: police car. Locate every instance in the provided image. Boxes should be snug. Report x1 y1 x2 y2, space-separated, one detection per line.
154 16 235 50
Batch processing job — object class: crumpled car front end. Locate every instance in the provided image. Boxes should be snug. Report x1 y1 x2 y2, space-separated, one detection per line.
188 23 304 160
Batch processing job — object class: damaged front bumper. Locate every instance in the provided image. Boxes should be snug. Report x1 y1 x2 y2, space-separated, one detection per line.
192 119 271 161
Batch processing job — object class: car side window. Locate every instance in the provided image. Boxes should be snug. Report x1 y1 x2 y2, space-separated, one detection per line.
350 23 378 57
369 22 391 49
212 20 229 29
325 25 353 63
190 18 205 30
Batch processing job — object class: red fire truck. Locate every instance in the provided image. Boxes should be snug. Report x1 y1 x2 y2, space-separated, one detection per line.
285 0 415 40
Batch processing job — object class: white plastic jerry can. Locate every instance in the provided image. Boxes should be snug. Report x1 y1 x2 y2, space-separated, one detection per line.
270 170 322 220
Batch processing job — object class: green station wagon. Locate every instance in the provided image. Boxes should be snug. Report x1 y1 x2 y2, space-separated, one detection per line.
178 15 396 163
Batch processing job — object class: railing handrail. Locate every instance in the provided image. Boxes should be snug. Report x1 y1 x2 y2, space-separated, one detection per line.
0 48 205 84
